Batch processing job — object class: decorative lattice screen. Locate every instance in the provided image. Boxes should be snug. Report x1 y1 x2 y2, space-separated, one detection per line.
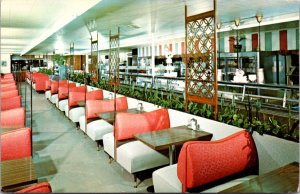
109 28 120 86
185 6 218 119
90 35 98 81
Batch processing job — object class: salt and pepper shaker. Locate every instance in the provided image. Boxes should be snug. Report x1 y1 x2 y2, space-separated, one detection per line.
137 102 143 111
188 118 200 131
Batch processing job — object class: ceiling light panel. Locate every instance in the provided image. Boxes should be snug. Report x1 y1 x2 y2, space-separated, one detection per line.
1 0 101 55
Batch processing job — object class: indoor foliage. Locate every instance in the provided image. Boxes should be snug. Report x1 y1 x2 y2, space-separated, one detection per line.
54 76 299 142
38 68 53 75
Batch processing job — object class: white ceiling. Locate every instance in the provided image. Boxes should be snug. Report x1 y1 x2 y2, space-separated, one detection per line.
1 0 299 55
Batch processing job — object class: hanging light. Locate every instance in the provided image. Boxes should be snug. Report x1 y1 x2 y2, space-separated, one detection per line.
256 12 263 67
256 13 263 24
216 22 222 30
234 18 240 27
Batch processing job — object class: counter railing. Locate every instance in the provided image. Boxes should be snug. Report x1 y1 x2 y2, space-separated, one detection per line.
117 73 299 110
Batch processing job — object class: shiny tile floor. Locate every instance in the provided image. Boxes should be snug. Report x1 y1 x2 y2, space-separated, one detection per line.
21 83 151 192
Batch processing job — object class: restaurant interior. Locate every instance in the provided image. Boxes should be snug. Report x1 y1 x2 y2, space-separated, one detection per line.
0 0 299 193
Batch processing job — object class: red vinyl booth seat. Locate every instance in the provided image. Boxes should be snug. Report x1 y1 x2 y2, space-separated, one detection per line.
1 85 17 92
31 72 41 83
177 130 258 192
68 89 103 108
0 82 17 88
86 90 104 101
1 95 21 110
1 107 25 129
85 96 128 120
68 86 87 107
34 74 50 92
58 83 76 100
1 128 32 161
16 182 52 193
50 80 68 94
1 73 14 79
115 108 170 141
1 79 15 84
45 79 52 90
29 72 38 82
1 89 19 99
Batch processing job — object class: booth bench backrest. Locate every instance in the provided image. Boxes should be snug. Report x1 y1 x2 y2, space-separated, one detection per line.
16 182 52 193
68 89 103 107
58 83 77 99
86 96 128 120
1 85 17 92
32 73 48 83
68 86 86 106
50 80 68 94
1 89 18 99
1 73 14 79
115 108 170 141
1 107 25 129
1 128 32 161
177 130 258 192
1 95 21 111
45 79 51 90
86 90 103 100
1 83 16 88
1 79 15 84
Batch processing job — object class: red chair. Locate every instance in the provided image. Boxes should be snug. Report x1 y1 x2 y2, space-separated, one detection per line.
1 107 25 129
177 130 258 192
1 95 22 111
1 128 32 161
16 182 52 193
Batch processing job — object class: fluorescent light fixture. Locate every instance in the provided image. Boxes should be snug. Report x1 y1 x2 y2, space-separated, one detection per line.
20 0 102 55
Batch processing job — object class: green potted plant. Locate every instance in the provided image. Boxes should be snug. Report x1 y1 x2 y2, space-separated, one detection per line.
53 54 66 80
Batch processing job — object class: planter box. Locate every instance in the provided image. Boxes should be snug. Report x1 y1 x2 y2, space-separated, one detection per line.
167 108 243 140
126 97 161 112
85 82 299 176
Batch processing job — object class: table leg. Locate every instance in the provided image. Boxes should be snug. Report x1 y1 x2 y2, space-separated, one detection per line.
168 145 176 165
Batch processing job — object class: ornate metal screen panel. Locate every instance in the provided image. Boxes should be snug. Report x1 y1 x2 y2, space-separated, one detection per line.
90 35 98 81
109 29 120 85
185 6 218 119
